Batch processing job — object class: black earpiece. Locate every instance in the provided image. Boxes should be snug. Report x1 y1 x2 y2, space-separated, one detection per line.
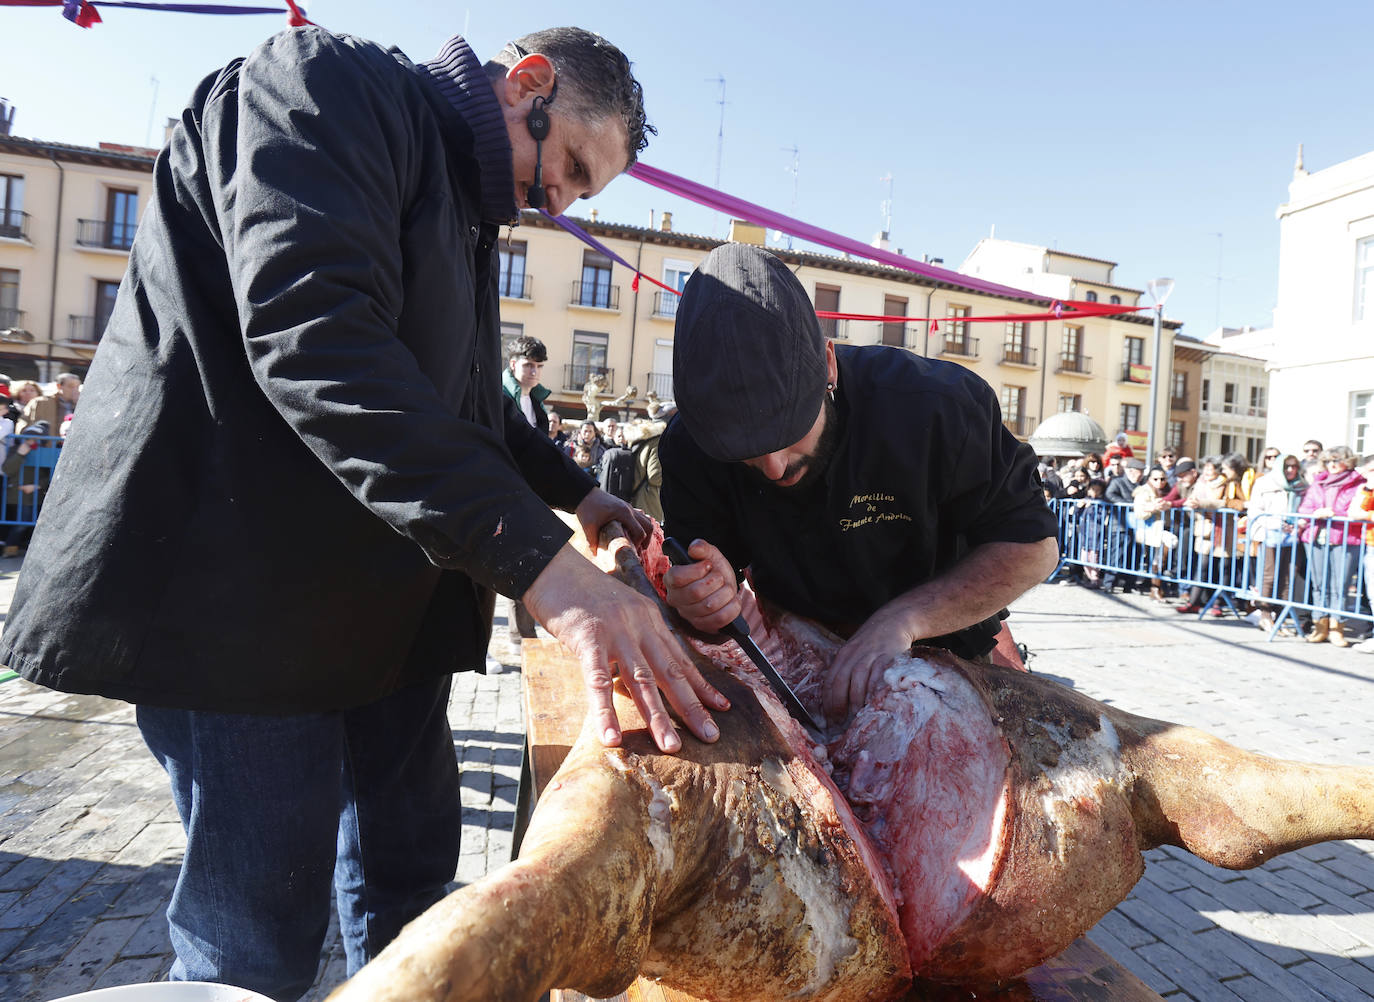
524 86 556 210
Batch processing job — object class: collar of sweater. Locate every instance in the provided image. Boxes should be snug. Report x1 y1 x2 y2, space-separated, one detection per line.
421 36 519 225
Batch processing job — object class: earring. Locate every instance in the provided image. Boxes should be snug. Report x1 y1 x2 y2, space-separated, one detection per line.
825 381 836 401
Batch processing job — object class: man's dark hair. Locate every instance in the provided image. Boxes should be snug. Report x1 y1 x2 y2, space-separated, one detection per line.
486 27 655 163
507 334 547 363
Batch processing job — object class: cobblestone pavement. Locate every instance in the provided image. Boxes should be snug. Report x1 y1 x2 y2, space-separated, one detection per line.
2 553 1373 1001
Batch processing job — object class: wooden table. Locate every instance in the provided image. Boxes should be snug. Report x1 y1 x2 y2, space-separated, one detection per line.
520 637 1161 1002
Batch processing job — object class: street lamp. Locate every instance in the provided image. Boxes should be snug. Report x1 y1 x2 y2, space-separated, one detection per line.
1145 278 1175 464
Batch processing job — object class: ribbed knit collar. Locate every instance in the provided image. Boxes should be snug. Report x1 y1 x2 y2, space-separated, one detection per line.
421 35 518 225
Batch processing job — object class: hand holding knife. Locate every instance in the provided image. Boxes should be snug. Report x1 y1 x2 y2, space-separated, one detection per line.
663 537 825 735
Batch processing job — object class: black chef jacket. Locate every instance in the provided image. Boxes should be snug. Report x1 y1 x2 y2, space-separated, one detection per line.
659 345 1057 658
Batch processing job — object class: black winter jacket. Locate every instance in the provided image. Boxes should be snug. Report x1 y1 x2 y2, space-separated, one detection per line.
0 29 594 713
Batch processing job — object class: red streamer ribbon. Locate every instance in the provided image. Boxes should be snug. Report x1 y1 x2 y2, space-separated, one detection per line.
3 0 313 27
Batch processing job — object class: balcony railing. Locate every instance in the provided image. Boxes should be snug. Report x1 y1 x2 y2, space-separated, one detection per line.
570 280 620 311
1170 395 1188 411
562 364 616 394
939 335 979 358
644 371 674 399
652 291 680 319
76 218 137 251
0 306 26 329
1056 352 1092 375
1003 415 1030 436
498 272 532 300
818 317 849 340
0 209 29 241
1120 361 1152 383
1001 345 1038 366
67 315 106 344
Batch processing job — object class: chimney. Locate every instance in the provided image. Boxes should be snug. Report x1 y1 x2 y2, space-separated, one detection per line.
871 230 890 250
660 211 672 233
727 219 765 245
0 99 13 137
163 116 178 145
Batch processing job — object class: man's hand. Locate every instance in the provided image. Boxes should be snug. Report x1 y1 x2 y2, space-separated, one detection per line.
823 537 1059 721
524 543 729 754
574 488 653 554
824 607 915 723
662 538 742 634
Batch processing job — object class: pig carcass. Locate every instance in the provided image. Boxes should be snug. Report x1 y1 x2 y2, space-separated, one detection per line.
328 535 1374 1002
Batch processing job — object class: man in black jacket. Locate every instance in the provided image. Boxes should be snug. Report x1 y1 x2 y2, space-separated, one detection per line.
0 26 725 1000
660 245 1059 723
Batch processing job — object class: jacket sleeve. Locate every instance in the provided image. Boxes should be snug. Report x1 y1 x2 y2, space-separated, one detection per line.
206 29 575 599
501 393 596 511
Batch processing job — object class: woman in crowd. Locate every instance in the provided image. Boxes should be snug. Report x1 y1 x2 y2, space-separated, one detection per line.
1074 479 1109 588
1082 452 1105 481
1299 446 1367 647
1060 466 1092 501
1247 453 1308 633
1133 466 1174 602
1176 454 1249 615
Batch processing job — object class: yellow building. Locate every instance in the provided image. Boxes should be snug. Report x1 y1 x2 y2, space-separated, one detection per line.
0 126 157 381
503 212 1180 448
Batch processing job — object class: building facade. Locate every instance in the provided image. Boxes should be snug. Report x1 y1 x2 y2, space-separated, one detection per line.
0 126 156 381
503 216 1180 448
1266 147 1374 455
959 238 1176 454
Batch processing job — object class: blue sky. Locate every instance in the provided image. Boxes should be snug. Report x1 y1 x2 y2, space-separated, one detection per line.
5 0 1372 337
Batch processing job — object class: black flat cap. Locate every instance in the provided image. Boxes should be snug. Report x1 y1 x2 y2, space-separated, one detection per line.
673 244 828 462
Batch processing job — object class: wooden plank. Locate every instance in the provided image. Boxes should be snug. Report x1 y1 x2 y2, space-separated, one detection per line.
524 639 1160 1002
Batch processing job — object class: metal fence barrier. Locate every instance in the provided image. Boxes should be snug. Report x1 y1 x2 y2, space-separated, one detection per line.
1048 498 1373 641
1 435 63 530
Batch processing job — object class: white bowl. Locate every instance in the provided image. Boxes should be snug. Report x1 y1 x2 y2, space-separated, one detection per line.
47 982 275 1002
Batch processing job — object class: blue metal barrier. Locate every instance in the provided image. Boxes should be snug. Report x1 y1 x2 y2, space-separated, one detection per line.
1048 499 1373 642
1 435 63 529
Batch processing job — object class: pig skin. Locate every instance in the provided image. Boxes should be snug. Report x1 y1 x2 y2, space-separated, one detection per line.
328 531 1374 1000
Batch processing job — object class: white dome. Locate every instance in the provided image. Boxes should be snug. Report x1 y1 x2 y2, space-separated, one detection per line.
1027 411 1108 458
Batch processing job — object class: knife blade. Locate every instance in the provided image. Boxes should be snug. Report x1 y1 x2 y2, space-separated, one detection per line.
663 537 826 734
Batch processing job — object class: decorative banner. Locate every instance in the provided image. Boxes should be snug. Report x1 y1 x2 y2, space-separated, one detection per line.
1127 362 1152 382
1 0 312 27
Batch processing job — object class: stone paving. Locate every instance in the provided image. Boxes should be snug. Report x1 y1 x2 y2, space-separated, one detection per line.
1 552 1373 1001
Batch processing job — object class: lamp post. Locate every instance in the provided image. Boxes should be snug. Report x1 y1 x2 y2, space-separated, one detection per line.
1144 278 1174 465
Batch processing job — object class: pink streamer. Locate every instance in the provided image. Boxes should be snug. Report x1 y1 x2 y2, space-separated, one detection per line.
628 162 1046 303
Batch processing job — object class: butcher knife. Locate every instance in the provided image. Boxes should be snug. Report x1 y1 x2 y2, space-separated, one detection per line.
663 537 825 733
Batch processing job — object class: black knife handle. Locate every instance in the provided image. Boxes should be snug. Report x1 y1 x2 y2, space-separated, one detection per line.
663 536 753 641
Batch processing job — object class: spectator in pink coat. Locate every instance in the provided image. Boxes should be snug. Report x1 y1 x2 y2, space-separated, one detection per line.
1298 446 1367 646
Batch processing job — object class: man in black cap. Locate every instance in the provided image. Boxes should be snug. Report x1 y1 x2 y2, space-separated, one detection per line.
660 244 1059 721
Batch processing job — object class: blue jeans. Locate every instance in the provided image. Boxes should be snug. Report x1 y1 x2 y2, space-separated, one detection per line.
138 676 462 1002
1306 542 1360 624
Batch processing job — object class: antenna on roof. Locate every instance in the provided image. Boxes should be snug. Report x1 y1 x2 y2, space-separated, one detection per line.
707 75 726 234
144 76 159 148
781 145 799 250
878 172 894 239
0 97 15 137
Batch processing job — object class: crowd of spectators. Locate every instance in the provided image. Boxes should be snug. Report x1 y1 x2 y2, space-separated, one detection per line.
0 372 80 557
1044 435 1374 654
